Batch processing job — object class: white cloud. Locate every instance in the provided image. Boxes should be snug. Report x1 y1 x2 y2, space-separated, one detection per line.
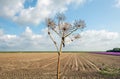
0 29 4 35
0 31 18 49
115 0 120 8
0 0 88 25
65 30 120 51
0 28 120 51
0 27 51 51
0 0 24 18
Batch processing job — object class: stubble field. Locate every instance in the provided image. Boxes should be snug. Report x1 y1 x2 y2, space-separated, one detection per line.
0 52 120 79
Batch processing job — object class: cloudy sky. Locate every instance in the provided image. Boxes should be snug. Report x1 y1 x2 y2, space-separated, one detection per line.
0 0 120 51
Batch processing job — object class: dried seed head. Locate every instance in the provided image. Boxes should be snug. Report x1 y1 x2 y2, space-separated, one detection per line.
74 20 85 29
71 39 73 41
48 32 50 35
56 13 65 21
74 34 80 39
61 22 71 31
46 18 56 29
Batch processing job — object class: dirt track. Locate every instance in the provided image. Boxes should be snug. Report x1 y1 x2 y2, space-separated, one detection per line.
0 53 120 79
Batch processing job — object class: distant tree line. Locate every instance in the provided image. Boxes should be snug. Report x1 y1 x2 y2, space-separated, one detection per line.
107 48 120 52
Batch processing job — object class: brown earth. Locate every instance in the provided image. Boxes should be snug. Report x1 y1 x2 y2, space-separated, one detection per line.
0 52 120 79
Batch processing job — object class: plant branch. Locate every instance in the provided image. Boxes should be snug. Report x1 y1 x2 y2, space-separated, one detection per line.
65 28 78 37
52 28 61 37
48 30 59 52
58 20 60 30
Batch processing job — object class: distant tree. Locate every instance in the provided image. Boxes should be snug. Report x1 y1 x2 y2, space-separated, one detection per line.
106 50 112 52
46 13 86 79
106 48 120 52
113 48 120 52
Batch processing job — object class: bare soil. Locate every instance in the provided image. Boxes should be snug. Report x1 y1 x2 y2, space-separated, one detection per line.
0 53 120 79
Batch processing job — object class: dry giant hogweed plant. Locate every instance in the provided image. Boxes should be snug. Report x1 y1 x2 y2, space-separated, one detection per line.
46 13 86 79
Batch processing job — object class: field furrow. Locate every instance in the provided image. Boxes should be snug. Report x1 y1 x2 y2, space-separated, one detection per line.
0 53 120 79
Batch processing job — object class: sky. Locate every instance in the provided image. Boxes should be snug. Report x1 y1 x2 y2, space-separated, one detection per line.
0 0 120 51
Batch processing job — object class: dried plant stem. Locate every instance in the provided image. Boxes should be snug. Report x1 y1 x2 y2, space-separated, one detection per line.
46 13 85 79
57 53 60 79
48 30 62 79
57 32 64 79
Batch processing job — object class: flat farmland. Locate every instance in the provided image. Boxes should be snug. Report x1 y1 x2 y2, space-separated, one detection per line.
0 52 120 79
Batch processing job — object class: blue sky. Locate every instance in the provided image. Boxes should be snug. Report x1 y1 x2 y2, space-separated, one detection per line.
0 0 120 51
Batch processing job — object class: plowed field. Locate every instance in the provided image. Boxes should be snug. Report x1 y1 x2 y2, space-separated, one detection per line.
0 53 120 79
